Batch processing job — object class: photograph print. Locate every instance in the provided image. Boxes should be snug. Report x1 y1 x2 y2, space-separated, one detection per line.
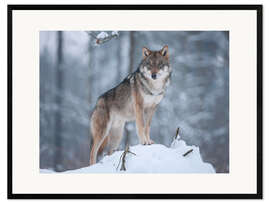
39 31 229 174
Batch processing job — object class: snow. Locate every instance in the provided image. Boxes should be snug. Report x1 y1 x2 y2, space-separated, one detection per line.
126 122 134 131
96 32 109 39
111 31 119 36
40 139 215 174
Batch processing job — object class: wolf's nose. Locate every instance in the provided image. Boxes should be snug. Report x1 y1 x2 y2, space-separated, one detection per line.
151 73 157 80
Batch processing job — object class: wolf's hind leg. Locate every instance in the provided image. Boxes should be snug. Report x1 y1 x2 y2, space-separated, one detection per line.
89 99 112 165
107 121 125 155
90 116 112 165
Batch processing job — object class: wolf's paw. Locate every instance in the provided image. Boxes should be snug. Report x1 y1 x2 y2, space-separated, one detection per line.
147 139 155 145
144 138 155 145
140 140 148 145
139 137 147 145
139 136 155 145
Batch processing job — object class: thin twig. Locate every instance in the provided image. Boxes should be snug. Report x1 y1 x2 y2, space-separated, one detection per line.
175 127 180 139
86 31 98 39
116 145 136 171
183 149 193 157
127 151 136 156
116 153 124 170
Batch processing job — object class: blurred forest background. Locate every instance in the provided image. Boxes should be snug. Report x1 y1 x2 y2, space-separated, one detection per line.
40 31 229 173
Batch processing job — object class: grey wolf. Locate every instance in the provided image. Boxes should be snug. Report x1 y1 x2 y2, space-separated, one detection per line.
90 45 172 165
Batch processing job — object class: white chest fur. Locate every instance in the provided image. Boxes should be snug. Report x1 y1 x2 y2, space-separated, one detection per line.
142 92 164 107
151 78 164 90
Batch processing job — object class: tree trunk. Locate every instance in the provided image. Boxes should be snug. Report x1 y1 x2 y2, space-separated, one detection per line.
54 31 64 172
116 34 122 82
125 31 135 148
128 31 135 73
87 41 94 107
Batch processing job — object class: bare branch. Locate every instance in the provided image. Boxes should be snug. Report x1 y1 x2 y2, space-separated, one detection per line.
175 127 180 139
174 127 182 141
86 31 98 39
116 145 136 171
183 149 193 157
86 31 119 46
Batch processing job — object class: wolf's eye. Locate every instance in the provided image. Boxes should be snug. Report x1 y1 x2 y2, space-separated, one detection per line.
144 66 150 71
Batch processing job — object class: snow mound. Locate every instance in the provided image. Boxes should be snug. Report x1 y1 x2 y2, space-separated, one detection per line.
111 31 119 36
40 140 215 173
96 32 109 39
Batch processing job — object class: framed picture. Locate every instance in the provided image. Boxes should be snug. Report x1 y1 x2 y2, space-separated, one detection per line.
8 4 263 199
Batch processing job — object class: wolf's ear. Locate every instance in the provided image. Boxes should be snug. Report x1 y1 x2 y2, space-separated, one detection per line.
142 47 151 58
160 45 169 58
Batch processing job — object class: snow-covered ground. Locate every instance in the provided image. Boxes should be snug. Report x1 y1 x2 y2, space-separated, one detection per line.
40 139 215 173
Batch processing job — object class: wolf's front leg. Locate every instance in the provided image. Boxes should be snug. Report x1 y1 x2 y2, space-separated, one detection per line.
135 104 148 145
133 92 148 145
144 105 156 145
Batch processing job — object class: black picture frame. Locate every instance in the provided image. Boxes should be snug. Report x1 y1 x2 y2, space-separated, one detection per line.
7 4 263 199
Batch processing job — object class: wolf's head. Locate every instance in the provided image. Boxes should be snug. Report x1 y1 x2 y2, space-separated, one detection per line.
140 45 171 80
